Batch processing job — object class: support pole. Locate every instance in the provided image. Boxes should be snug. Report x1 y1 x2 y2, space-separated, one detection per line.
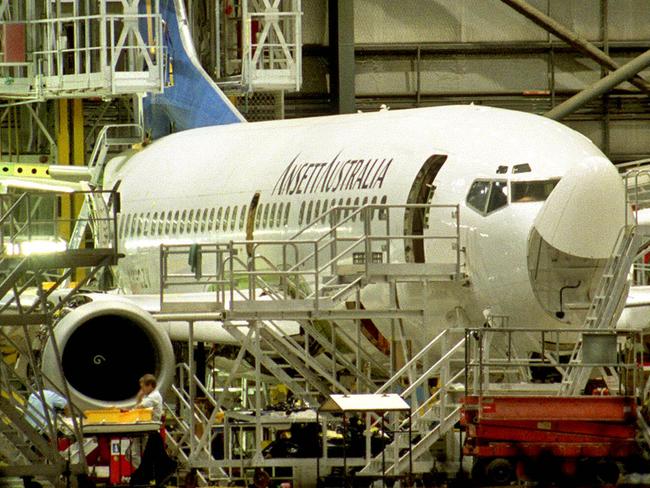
546 49 650 121
328 0 355 114
57 99 71 240
500 0 650 94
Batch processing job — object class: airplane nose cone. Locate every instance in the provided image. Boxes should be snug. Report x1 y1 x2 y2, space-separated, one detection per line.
533 156 627 259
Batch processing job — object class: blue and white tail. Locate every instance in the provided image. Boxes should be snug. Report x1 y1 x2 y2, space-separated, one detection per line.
143 0 245 138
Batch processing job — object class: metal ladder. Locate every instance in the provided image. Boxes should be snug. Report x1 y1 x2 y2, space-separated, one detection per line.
69 124 143 250
359 329 466 476
560 224 650 395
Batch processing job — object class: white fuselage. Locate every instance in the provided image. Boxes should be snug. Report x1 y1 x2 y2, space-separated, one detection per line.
104 105 626 349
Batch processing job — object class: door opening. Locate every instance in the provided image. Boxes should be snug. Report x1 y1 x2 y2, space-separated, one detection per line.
404 154 448 263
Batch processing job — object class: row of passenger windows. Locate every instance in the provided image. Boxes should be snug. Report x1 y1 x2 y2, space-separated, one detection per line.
118 204 253 239
297 195 388 226
117 195 389 239
466 178 560 216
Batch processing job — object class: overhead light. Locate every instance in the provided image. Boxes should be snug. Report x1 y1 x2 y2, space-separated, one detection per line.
5 238 67 256
1 178 79 193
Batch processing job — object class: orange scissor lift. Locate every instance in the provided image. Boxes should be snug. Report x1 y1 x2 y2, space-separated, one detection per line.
460 327 647 486
462 395 638 486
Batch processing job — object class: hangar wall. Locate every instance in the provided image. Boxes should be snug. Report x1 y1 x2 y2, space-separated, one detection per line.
294 0 650 164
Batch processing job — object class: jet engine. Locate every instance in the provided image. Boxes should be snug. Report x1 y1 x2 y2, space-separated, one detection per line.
42 300 175 410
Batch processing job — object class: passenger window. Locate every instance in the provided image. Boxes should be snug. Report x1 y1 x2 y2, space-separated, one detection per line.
269 203 277 228
143 212 151 236
223 207 230 231
283 203 290 226
256 204 263 229
231 206 238 231
321 200 329 223
120 215 128 238
208 208 215 231
239 205 247 230
263 204 270 228
487 181 508 213
152 212 159 235
194 210 200 233
164 212 171 235
172 210 180 234
378 196 388 220
199 209 206 232
466 180 491 214
187 210 194 234
314 200 321 222
352 197 360 222
216 207 223 231
371 196 378 220
180 210 188 234
276 203 283 227
344 198 352 218
306 201 313 224
299 202 306 225
361 197 369 222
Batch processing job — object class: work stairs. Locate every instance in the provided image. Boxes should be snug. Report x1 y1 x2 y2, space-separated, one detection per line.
0 359 86 484
229 203 464 316
0 190 120 485
0 188 120 326
560 224 650 396
164 363 229 485
358 329 467 476
69 124 144 251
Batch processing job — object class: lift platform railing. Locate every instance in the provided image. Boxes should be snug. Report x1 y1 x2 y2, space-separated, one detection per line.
464 327 644 398
0 11 164 99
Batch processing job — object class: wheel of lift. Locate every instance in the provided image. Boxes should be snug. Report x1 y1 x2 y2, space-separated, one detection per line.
594 459 620 486
485 458 515 485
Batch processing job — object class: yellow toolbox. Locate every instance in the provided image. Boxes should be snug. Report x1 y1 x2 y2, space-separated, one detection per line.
83 408 153 424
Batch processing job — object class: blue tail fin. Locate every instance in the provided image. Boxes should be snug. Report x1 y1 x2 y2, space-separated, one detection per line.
143 0 245 139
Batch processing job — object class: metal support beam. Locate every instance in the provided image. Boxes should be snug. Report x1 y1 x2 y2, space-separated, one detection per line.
328 0 355 114
546 49 650 120
500 0 650 94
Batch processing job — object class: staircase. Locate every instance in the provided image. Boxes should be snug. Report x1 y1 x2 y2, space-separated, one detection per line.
560 224 650 395
69 124 144 251
0 189 121 486
358 329 466 476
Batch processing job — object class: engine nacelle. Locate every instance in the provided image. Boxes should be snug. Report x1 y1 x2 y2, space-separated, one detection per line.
42 300 175 410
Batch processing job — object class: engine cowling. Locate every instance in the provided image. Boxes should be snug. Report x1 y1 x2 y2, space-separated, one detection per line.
42 300 175 410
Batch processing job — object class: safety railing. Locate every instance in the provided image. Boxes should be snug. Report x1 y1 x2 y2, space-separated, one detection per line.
0 189 120 257
0 10 164 99
464 327 645 398
159 203 463 312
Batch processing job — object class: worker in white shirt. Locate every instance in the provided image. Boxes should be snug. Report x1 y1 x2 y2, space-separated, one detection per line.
134 374 163 422
129 374 176 486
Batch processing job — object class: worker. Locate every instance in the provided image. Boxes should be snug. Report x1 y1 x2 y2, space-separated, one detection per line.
129 374 177 487
135 374 163 421
248 468 271 488
25 389 70 436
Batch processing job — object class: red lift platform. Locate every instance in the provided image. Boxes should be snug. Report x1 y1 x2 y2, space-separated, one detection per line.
462 395 639 485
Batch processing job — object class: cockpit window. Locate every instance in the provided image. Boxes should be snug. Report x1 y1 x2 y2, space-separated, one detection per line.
511 179 560 203
487 180 508 212
466 180 490 213
467 179 508 215
512 163 531 174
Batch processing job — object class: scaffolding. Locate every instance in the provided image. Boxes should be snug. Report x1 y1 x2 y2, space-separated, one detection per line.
0 0 165 100
0 187 119 487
